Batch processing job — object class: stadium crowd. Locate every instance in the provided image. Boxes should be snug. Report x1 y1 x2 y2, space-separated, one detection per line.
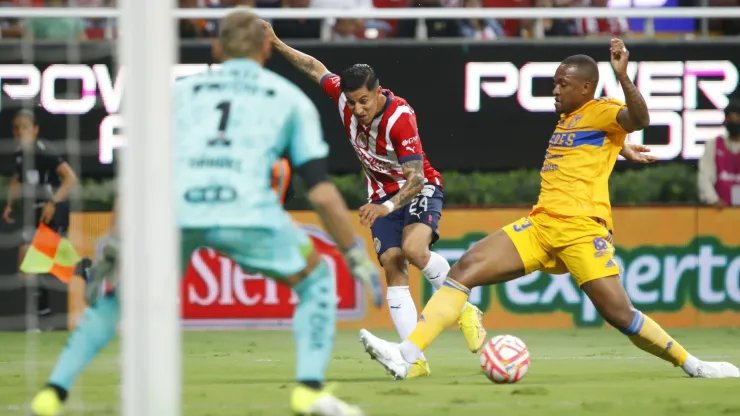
0 0 737 40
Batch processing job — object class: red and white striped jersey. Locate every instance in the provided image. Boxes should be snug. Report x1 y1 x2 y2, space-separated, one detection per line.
321 73 443 201
576 16 630 36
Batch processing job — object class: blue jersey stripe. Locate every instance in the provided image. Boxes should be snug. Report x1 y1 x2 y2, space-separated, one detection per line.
549 130 607 148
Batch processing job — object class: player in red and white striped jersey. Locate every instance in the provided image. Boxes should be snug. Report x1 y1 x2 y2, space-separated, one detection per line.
319 69 442 201
264 20 486 379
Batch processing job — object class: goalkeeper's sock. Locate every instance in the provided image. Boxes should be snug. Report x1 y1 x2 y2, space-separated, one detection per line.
421 253 468 313
48 294 119 392
292 260 336 388
623 310 689 367
387 286 426 361
401 280 470 363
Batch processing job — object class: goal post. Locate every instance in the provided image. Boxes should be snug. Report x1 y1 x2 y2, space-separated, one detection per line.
119 0 180 415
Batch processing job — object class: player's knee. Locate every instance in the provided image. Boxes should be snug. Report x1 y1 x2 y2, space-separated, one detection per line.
401 239 429 270
380 248 408 287
448 252 476 288
602 306 636 332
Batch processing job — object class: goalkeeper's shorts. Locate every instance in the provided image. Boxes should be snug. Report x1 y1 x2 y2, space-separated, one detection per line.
180 223 314 280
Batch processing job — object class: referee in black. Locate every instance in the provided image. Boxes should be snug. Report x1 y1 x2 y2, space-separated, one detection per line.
2 109 78 330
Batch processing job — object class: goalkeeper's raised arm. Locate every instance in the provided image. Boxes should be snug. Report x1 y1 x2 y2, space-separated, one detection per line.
262 20 330 85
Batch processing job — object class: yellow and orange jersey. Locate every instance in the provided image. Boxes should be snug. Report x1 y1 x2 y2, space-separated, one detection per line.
531 97 628 232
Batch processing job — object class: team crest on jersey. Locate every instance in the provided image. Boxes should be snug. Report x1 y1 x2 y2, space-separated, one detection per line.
566 115 583 129
356 132 369 149
373 237 381 253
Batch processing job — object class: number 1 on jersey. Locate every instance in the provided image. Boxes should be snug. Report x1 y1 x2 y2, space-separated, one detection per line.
216 101 231 134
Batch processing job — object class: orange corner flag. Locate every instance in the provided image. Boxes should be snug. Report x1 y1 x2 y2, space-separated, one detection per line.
20 223 80 284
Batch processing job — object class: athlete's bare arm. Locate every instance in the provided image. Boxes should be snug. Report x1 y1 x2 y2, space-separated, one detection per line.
610 39 650 132
358 159 426 227
263 20 330 84
389 159 425 209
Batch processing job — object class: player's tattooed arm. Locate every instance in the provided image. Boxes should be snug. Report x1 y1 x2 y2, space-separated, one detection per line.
610 38 650 132
275 42 330 84
263 21 330 84
389 160 425 209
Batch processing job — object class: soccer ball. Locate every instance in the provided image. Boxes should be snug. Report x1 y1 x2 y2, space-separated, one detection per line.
479 334 530 384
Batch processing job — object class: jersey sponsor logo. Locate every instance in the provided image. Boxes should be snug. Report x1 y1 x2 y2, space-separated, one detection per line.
540 163 559 173
181 225 364 328
401 136 419 147
358 152 392 173
718 171 740 182
183 185 238 204
548 131 607 148
188 157 242 172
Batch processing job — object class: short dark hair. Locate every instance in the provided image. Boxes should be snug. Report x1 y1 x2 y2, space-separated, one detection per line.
339 64 378 92
560 54 599 85
725 98 740 118
14 108 37 126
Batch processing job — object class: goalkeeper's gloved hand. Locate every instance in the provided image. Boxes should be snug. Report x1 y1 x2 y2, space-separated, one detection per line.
85 234 119 306
342 238 383 309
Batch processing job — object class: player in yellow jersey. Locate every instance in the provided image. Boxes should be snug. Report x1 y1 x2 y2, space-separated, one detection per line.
359 38 740 380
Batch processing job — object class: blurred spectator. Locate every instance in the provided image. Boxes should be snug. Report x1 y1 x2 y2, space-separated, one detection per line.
373 0 408 37
698 99 740 208
520 0 573 37
0 1 24 38
70 0 114 40
271 0 322 39
575 0 630 37
709 0 740 35
24 0 87 40
397 0 462 39
179 0 207 38
459 0 505 39
310 0 391 40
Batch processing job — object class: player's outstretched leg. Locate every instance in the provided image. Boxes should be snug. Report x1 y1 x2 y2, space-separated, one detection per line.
290 256 363 415
379 248 430 378
361 230 525 379
31 235 120 416
402 223 486 354
583 276 740 379
30 293 119 416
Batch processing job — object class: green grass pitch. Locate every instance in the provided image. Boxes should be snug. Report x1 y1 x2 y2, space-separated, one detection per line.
0 328 738 415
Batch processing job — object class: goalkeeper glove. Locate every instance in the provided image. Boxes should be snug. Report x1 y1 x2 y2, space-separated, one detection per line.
85 234 119 306
342 239 383 308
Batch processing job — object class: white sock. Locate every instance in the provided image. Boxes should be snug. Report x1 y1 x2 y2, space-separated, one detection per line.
421 252 468 312
399 340 423 364
421 251 449 290
681 353 700 377
386 286 426 362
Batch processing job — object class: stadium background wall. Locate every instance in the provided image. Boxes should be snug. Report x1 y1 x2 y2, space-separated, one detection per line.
0 41 738 177
1 208 738 331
